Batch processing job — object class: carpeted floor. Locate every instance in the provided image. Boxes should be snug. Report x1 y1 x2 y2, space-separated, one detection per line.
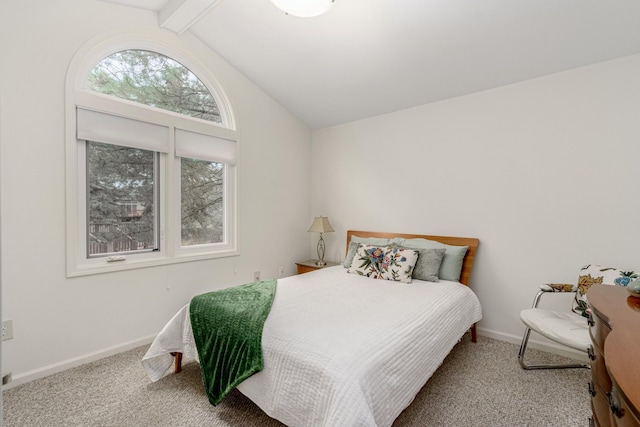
2 335 591 426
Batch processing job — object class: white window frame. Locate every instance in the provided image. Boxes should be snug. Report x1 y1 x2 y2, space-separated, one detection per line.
65 31 238 277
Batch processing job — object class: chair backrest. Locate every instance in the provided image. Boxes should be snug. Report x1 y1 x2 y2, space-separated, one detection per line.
573 264 638 317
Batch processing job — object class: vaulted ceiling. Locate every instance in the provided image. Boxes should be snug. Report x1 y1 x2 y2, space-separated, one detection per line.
100 0 640 129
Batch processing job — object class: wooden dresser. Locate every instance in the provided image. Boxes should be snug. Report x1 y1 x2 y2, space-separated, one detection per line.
587 284 640 427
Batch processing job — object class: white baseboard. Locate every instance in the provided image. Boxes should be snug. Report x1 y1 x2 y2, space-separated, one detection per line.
476 326 588 363
2 334 156 390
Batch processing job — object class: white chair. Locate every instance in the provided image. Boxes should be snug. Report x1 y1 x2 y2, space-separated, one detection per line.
518 283 590 369
517 264 635 370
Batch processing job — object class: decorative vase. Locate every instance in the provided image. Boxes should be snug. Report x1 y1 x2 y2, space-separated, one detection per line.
627 279 640 297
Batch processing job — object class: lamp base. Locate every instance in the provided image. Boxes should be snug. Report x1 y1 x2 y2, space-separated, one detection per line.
316 234 326 267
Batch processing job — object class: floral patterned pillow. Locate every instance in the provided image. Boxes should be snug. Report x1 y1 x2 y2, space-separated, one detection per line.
348 244 419 283
573 264 639 317
343 237 391 267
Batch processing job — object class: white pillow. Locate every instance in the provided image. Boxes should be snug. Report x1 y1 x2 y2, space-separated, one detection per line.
348 245 419 283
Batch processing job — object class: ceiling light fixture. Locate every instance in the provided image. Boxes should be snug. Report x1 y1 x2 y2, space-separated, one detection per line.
270 0 335 18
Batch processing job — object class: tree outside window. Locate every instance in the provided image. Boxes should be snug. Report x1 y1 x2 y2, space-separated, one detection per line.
81 50 231 258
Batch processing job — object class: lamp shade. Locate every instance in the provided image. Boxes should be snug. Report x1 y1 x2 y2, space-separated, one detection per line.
270 0 334 17
307 216 334 234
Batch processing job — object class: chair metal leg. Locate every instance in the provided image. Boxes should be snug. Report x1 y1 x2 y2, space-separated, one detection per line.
518 326 589 370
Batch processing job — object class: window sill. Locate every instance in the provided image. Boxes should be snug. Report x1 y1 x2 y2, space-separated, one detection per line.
66 249 240 278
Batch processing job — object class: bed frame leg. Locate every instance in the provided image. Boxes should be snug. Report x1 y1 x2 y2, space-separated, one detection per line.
171 352 183 373
470 324 477 343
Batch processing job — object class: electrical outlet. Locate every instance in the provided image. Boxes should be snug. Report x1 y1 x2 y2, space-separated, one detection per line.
2 320 14 341
278 266 285 278
254 271 261 281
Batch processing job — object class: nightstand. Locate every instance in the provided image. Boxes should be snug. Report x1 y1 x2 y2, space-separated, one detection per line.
295 260 340 275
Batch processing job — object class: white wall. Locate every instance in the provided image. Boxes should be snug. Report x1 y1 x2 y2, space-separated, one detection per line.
0 0 312 385
311 54 640 349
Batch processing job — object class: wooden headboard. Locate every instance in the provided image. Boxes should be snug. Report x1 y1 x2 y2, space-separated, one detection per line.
345 230 480 286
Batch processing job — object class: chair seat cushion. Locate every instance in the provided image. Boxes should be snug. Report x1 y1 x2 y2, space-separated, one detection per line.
520 308 590 352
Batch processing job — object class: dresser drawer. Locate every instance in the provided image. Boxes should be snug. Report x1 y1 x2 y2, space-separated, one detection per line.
589 311 611 351
591 382 614 427
589 345 612 393
296 264 318 274
296 261 340 275
611 386 640 427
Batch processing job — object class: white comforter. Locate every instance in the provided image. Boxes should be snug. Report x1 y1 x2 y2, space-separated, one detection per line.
142 266 482 427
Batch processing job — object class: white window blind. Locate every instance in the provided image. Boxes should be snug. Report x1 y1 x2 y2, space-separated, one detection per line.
77 107 170 153
175 128 236 165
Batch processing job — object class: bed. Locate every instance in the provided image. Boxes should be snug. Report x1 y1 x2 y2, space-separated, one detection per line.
142 230 482 426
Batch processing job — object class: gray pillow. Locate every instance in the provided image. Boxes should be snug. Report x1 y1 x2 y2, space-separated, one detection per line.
402 238 468 282
411 248 446 282
343 241 360 268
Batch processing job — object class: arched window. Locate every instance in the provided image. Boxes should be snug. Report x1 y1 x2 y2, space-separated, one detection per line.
87 50 222 123
66 38 237 276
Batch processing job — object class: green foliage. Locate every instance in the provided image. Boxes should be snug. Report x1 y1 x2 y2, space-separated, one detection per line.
87 142 156 252
85 50 226 254
87 49 221 123
181 158 224 245
88 142 155 220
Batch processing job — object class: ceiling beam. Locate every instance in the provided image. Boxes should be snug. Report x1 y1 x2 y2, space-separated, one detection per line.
159 0 222 35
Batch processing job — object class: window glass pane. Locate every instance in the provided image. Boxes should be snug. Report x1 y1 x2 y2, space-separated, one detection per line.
87 50 221 124
87 141 158 256
181 158 224 246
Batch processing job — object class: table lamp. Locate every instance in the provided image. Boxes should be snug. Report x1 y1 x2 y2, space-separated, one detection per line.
307 216 334 266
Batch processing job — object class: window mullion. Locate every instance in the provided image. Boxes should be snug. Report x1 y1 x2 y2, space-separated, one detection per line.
163 126 176 258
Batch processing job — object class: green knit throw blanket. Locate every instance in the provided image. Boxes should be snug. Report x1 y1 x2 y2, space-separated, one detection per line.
189 279 277 405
